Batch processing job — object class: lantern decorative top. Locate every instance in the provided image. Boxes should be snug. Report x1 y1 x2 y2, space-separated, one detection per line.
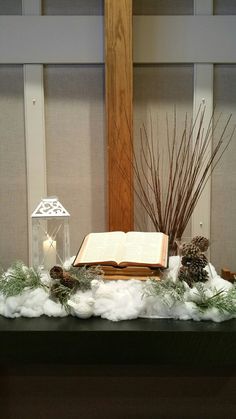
31 197 70 218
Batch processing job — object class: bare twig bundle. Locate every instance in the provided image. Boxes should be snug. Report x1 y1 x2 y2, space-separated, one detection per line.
118 105 235 252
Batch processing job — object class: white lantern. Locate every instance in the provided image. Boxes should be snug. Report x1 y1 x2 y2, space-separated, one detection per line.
31 197 70 271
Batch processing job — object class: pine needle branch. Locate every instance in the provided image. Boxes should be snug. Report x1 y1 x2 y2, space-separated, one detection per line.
51 283 72 312
67 265 103 291
194 283 236 314
0 261 46 298
50 265 103 311
144 277 186 307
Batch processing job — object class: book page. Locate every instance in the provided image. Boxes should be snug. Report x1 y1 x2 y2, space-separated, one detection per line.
77 231 126 264
121 232 165 265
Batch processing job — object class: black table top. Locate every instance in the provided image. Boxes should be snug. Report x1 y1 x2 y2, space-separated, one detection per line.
1 316 236 366
0 315 236 332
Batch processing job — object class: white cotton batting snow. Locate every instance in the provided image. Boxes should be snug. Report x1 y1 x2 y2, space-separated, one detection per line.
139 257 234 323
0 257 235 322
0 285 67 318
91 279 145 321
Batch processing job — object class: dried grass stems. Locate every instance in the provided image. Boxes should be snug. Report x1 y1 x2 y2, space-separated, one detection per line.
115 105 235 250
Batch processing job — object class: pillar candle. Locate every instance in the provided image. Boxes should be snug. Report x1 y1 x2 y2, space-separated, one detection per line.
43 237 56 270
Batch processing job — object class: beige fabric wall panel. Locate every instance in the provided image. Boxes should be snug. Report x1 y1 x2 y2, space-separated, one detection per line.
133 0 193 15
0 66 28 269
43 0 104 15
133 64 193 238
211 64 236 273
0 0 22 14
214 0 236 14
44 65 106 257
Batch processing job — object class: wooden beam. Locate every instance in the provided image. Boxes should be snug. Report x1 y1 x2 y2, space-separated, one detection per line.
105 0 133 231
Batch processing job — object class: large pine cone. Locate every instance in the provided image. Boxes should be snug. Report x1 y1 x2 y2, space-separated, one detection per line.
193 253 208 269
182 255 195 267
182 253 208 270
178 266 189 281
191 236 209 252
181 243 200 258
60 272 77 289
50 266 77 289
190 269 209 283
50 266 64 280
178 266 194 287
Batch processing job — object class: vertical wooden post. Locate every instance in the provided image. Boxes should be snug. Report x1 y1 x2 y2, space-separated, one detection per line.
105 0 133 231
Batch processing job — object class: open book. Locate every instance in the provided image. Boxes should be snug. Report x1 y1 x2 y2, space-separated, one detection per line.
73 231 169 269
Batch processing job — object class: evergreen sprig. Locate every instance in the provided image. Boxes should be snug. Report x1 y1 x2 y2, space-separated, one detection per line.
144 278 236 316
50 283 72 312
194 283 236 314
144 277 186 307
50 265 103 311
67 265 103 291
0 261 46 298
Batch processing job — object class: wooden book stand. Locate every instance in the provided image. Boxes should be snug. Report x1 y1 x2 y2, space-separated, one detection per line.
221 268 236 283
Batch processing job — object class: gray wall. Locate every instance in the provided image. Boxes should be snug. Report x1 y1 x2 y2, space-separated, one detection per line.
0 66 28 268
44 64 106 258
211 65 236 272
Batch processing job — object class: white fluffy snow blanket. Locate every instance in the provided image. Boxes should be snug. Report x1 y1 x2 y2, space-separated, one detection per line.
0 257 235 322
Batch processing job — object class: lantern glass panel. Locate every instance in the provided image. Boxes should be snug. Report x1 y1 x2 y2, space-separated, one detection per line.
31 198 70 271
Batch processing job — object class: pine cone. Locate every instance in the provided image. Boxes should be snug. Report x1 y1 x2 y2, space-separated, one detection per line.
178 266 189 281
50 266 77 289
191 236 209 252
182 255 195 267
189 269 209 283
192 254 208 270
181 243 200 258
178 266 194 287
198 269 209 282
50 266 64 280
60 272 77 289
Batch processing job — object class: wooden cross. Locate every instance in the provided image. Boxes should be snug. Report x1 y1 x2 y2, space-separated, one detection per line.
105 0 133 231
